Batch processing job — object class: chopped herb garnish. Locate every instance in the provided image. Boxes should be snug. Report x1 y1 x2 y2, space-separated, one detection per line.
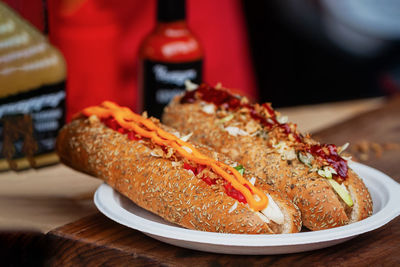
234 165 245 175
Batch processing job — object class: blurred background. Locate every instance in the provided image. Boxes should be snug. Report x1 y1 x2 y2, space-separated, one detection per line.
244 0 400 106
2 0 400 117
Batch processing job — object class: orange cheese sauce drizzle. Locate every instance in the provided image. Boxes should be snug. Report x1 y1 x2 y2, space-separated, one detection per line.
82 101 268 211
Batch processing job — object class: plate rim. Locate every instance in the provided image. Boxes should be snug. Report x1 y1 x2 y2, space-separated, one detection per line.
94 162 400 247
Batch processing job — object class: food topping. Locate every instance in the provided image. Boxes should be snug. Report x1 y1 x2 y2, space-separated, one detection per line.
338 142 349 154
298 151 314 168
327 179 354 207
276 115 288 124
234 165 245 175
224 182 247 203
249 177 256 185
82 101 269 211
224 126 249 137
317 166 337 179
201 104 216 114
217 114 234 124
181 83 349 180
261 194 285 225
308 144 348 180
179 132 192 142
273 141 296 161
184 80 198 91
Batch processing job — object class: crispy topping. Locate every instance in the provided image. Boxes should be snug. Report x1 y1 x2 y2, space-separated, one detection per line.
181 83 349 180
81 101 269 211
224 126 249 137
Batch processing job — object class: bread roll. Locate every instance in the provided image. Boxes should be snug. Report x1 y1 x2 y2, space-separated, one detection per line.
56 103 302 234
163 83 373 230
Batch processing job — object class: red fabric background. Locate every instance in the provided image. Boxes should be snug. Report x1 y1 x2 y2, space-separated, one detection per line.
3 0 45 31
5 0 257 121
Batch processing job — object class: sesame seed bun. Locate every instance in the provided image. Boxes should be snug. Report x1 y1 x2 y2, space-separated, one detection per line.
162 93 373 231
56 117 301 234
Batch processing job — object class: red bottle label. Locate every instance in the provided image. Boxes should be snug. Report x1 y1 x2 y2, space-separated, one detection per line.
142 59 202 118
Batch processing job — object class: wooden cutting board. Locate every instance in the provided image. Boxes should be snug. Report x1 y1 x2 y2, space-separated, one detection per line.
45 96 400 266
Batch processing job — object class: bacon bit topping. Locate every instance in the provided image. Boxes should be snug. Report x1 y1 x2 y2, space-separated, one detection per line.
181 83 349 180
82 101 269 211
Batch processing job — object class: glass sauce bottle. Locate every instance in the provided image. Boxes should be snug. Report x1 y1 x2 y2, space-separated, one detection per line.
138 0 203 118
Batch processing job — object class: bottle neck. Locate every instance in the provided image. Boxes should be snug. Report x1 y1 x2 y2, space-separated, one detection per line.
157 0 186 23
155 20 188 34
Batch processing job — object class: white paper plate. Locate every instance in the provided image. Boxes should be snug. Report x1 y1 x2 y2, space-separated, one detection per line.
94 162 400 255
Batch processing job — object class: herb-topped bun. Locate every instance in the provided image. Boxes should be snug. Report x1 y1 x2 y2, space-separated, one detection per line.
56 101 302 234
162 82 373 230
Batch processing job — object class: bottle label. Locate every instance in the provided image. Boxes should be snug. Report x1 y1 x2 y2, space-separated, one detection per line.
0 82 66 170
142 59 202 118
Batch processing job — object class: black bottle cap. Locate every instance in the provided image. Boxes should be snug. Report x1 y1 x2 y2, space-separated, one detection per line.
157 0 186 22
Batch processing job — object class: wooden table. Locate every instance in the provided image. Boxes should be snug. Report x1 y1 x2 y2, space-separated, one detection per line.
1 97 399 266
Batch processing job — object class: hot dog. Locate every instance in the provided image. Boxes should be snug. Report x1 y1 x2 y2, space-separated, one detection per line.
162 82 373 231
56 101 301 234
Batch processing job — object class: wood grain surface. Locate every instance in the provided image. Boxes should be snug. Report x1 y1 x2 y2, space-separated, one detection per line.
44 96 400 266
46 213 400 267
47 214 400 266
0 231 46 266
